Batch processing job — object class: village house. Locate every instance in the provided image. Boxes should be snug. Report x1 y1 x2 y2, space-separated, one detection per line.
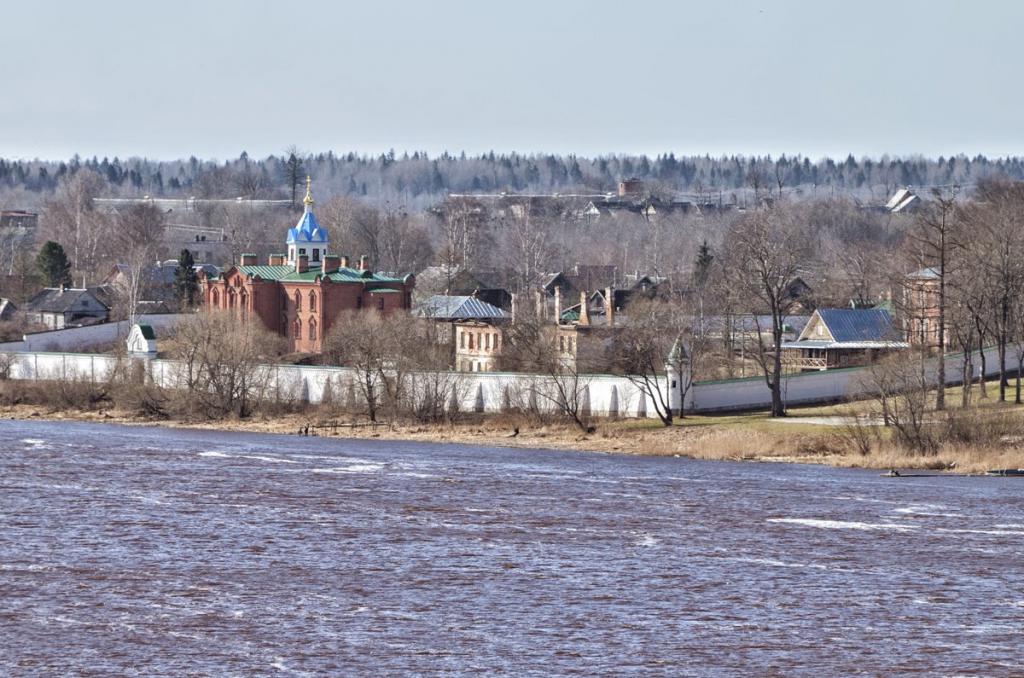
415 294 510 372
553 289 619 372
413 265 513 311
782 308 907 372
22 286 110 330
0 298 17 322
903 266 951 351
199 179 415 353
103 259 220 306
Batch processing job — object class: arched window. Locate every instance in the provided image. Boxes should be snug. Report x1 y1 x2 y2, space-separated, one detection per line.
227 289 236 309
292 318 301 339
308 317 317 340
294 290 302 311
240 291 249 319
211 289 220 306
309 291 317 313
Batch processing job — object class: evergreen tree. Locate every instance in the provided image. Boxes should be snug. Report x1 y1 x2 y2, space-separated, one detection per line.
36 241 72 288
284 148 305 207
694 240 714 287
173 249 199 307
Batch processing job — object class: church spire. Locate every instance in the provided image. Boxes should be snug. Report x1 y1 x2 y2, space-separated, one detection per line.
303 175 314 211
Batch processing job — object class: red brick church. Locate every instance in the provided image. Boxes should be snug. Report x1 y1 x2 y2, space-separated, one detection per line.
200 178 414 352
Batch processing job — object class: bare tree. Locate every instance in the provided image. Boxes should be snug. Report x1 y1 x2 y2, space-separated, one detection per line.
611 298 695 425
855 352 937 455
964 180 1024 402
499 309 594 431
721 205 813 416
171 310 285 418
907 187 961 409
39 169 111 284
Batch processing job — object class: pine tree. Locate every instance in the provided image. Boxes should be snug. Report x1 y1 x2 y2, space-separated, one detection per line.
694 240 714 287
37 241 72 288
174 249 199 307
284 148 305 207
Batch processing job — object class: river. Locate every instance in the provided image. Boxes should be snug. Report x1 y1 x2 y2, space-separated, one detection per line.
1 420 1022 676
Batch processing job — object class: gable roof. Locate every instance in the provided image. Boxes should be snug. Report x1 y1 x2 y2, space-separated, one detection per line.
907 266 941 280
24 288 109 314
789 308 905 350
0 298 16 320
885 188 920 213
414 295 510 321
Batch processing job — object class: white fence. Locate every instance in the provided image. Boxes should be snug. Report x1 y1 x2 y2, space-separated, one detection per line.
691 346 1006 413
0 314 188 353
0 345 1011 417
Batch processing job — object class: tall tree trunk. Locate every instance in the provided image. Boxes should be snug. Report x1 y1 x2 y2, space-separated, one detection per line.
999 321 1008 403
936 223 946 410
1017 355 1023 405
978 329 988 399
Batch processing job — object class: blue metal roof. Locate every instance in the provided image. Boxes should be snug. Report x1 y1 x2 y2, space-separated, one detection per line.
415 295 509 321
907 266 941 280
816 308 896 342
286 208 329 244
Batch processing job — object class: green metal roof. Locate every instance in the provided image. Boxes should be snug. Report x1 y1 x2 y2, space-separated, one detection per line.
137 324 156 340
235 264 404 284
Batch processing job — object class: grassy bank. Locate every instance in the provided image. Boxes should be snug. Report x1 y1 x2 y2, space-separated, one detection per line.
4 386 1024 473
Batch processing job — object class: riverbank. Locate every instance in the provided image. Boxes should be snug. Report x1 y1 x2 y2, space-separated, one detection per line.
4 400 1024 473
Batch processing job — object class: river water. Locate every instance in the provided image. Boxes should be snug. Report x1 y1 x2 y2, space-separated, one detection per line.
1 420 1022 676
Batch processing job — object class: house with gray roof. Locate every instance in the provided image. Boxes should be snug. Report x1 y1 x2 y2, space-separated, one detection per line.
415 295 511 372
23 287 110 330
0 298 16 322
781 308 908 372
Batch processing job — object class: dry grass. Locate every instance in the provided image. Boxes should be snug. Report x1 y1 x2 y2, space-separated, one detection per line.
3 387 1024 474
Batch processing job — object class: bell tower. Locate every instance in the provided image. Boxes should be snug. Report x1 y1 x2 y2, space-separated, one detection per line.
286 176 330 268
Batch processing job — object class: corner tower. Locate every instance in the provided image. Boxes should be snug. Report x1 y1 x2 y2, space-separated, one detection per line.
286 176 330 268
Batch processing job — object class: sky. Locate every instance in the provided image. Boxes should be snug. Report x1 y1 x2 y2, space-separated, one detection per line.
1 0 1022 162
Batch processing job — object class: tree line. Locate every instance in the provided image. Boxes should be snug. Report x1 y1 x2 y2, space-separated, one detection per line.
4 150 1024 211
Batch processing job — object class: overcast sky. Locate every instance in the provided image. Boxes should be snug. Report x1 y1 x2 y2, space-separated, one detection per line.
2 0 1021 161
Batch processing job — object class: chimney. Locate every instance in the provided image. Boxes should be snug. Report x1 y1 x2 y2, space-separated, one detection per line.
296 255 309 274
579 291 590 326
340 255 350 269
268 253 285 266
605 286 615 327
358 255 369 271
240 253 257 266
554 287 562 324
322 255 340 274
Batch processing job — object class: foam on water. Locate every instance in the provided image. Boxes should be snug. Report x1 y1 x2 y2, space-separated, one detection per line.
634 533 660 547
727 556 831 571
937 527 1024 536
892 505 961 518
768 518 919 532
198 451 230 458
310 464 384 474
239 455 298 464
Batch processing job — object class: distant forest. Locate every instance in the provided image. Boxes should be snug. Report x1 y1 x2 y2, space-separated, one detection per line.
3 151 1024 211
